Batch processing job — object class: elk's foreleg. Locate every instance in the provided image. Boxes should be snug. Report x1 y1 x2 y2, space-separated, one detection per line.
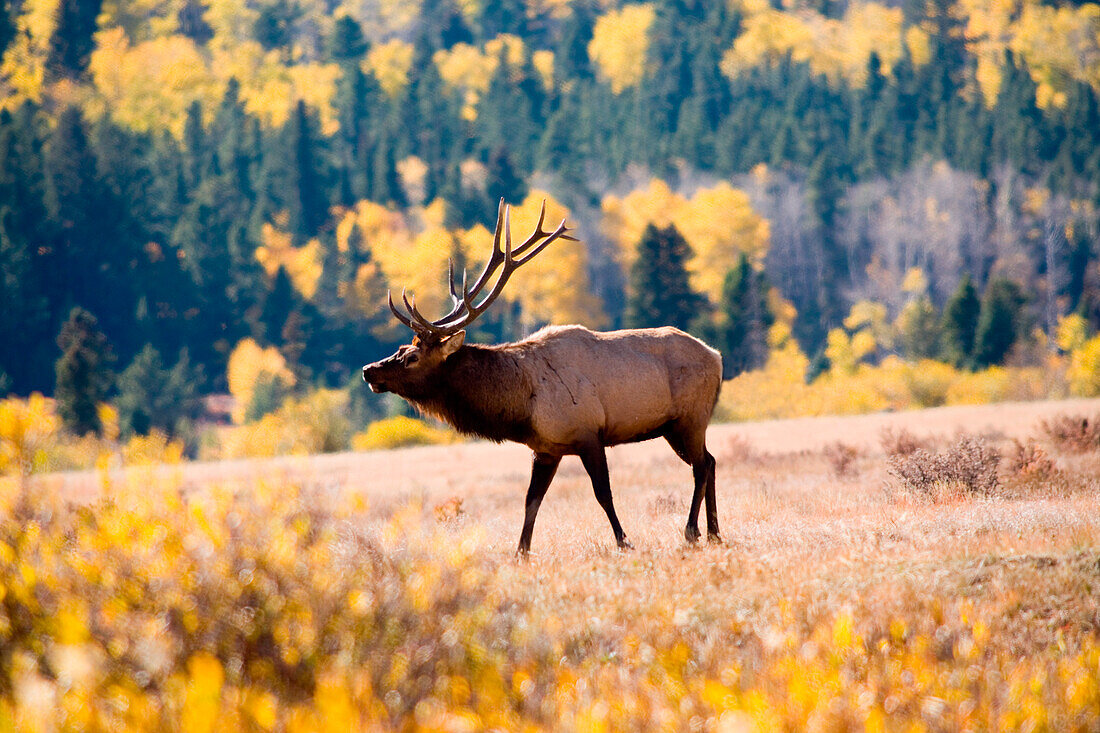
580 445 633 550
517 452 561 557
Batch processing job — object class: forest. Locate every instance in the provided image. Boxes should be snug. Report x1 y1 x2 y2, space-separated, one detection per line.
2 0 1100 445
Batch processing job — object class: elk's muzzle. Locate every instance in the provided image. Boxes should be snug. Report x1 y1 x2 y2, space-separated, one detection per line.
362 363 388 393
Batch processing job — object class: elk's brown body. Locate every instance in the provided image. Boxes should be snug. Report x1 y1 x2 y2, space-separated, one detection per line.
362 201 723 554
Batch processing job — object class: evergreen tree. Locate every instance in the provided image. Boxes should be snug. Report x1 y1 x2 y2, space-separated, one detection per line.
178 0 213 43
485 146 527 208
253 0 301 57
940 274 980 367
624 224 706 332
897 297 942 360
46 0 103 78
45 107 136 356
972 278 1025 367
0 0 15 57
709 253 772 379
0 104 53 393
328 14 368 62
55 308 114 436
115 344 204 439
287 100 328 242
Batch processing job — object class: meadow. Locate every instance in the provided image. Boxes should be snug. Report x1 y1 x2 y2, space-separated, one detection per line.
3 398 1100 730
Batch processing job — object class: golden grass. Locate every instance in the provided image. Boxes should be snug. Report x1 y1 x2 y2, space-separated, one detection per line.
4 398 1100 729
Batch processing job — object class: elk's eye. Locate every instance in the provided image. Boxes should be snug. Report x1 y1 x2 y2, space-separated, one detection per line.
405 354 419 365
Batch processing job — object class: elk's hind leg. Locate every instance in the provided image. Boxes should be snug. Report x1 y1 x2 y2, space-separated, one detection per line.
517 453 561 557
665 424 720 544
579 445 633 550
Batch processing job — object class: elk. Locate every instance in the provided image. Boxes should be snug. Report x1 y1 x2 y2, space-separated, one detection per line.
362 200 723 555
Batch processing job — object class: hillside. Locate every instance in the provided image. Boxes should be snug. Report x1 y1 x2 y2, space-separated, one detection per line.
3 0 1100 414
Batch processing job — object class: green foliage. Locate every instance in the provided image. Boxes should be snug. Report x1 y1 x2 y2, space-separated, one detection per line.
2 0 1100 407
244 372 291 423
708 254 773 379
115 345 204 442
625 224 706 333
973 278 1025 368
941 275 980 368
54 308 113 436
45 0 103 78
897 297 942 361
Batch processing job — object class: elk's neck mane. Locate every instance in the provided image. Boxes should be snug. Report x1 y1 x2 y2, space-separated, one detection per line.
410 344 533 443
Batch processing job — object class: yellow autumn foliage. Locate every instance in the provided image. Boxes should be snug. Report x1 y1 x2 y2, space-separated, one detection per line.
434 43 498 119
255 224 324 300
226 338 296 425
351 415 455 451
602 179 769 301
367 38 415 97
504 192 605 329
0 393 61 476
722 2 906 85
1009 2 1100 108
0 0 58 109
98 0 182 42
1067 334 1100 397
87 24 341 137
588 3 656 94
89 29 216 137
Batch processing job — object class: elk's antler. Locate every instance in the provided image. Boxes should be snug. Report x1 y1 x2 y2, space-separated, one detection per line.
388 199 577 338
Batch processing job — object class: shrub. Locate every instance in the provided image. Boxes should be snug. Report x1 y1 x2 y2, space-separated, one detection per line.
823 441 859 478
901 359 956 408
351 416 455 451
217 390 352 459
888 435 1001 498
1038 413 1100 453
121 430 184 466
0 393 61 476
879 426 930 457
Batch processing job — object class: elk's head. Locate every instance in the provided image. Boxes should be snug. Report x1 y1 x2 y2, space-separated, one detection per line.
362 199 575 397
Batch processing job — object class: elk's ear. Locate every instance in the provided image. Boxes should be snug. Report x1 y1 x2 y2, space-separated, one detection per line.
439 330 465 359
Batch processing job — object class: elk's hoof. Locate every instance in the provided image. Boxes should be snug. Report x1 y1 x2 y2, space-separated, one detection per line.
617 537 635 551
685 526 701 544
707 533 723 545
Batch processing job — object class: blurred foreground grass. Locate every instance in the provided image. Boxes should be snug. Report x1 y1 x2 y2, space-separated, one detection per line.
2 425 1100 733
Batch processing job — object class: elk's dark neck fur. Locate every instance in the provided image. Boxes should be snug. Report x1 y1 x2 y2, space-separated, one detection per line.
409 344 533 443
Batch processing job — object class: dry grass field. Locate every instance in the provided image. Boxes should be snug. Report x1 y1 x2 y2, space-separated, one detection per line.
6 397 1100 729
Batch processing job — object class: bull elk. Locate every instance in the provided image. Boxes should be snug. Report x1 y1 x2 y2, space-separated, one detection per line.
362 200 723 555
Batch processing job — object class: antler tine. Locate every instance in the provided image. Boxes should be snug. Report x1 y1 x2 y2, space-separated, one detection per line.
510 199 548 257
514 218 575 266
387 199 576 336
388 289 419 332
402 290 451 335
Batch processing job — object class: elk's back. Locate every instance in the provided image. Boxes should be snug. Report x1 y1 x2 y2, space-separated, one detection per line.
515 325 722 450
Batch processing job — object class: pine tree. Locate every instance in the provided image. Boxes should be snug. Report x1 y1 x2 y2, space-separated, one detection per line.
624 224 706 332
709 253 772 379
46 0 103 78
55 308 114 436
0 0 15 57
972 278 1025 367
485 147 527 208
940 274 980 367
0 104 53 393
328 14 368 62
287 100 328 242
178 0 213 43
115 344 204 439
45 107 135 355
